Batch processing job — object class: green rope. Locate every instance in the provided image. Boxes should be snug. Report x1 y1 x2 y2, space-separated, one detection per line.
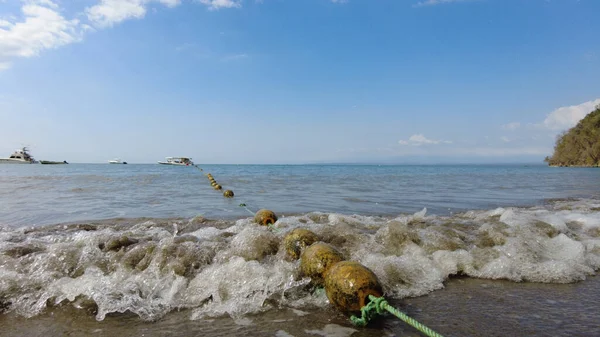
350 295 444 337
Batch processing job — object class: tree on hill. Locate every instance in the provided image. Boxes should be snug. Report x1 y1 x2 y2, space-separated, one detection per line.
545 105 600 167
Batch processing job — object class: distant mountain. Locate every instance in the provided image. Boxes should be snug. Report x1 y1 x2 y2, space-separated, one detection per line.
545 105 600 167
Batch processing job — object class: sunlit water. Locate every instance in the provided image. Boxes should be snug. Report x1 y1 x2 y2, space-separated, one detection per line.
0 164 599 336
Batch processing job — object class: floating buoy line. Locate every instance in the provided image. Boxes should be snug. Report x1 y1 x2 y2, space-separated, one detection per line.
190 164 444 336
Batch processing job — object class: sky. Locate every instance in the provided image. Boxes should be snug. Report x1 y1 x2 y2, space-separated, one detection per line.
0 0 599 164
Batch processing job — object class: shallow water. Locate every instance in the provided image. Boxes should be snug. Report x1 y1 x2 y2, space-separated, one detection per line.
0 164 599 336
1 164 599 226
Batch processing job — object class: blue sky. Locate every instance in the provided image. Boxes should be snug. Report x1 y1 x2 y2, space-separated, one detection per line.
1 0 599 164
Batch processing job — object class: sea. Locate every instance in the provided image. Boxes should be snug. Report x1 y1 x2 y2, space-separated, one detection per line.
0 163 599 337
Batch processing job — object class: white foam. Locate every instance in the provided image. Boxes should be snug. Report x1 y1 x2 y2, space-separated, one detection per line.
186 257 299 319
359 243 446 298
0 198 599 322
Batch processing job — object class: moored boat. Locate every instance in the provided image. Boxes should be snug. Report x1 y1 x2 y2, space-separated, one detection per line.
0 147 37 164
40 160 68 165
109 159 127 164
158 157 194 166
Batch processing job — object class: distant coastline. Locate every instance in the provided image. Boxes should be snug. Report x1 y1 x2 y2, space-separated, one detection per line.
549 164 600 168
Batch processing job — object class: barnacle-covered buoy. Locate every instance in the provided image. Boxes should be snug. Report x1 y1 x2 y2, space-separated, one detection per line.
254 209 278 226
283 228 319 260
300 242 344 285
223 190 234 198
324 261 383 312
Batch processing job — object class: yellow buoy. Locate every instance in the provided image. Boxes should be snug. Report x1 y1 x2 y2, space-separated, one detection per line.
223 190 234 198
211 181 218 187
324 261 383 312
300 242 344 285
213 184 222 190
254 209 278 226
283 228 319 260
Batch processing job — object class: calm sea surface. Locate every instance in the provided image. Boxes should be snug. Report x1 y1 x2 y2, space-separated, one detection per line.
0 163 598 227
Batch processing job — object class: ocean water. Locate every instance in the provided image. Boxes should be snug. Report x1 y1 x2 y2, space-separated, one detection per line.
0 164 599 336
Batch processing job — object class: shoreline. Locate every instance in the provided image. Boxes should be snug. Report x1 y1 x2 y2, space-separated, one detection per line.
0 275 598 337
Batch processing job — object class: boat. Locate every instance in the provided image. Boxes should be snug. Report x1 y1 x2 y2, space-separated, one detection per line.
109 159 127 164
158 157 194 166
40 160 68 165
0 147 37 164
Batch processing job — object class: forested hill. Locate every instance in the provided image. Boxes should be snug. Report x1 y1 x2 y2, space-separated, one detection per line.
545 105 600 167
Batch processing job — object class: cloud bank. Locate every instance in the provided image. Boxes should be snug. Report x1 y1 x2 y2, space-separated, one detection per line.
0 0 241 69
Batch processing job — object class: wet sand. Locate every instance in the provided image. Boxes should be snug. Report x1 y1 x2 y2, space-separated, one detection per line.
1 275 597 337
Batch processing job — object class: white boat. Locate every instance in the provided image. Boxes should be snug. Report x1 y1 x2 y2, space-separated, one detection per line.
158 157 194 166
0 147 37 164
109 158 127 164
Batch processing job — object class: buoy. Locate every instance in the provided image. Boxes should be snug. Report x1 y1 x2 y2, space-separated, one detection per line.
300 242 344 285
324 261 383 312
283 228 319 260
211 181 218 187
213 184 222 190
223 190 234 198
254 209 278 226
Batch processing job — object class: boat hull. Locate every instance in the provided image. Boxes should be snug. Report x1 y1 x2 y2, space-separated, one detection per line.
40 161 68 165
0 159 34 164
158 162 192 166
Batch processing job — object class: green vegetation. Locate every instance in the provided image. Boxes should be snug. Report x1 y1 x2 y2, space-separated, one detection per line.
545 105 600 167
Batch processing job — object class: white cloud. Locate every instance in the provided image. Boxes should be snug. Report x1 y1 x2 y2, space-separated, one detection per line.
86 0 147 27
331 0 348 3
86 0 239 26
1 0 244 69
501 136 510 143
501 122 520 130
198 0 242 10
398 134 452 146
414 0 469 7
0 1 84 69
540 98 600 130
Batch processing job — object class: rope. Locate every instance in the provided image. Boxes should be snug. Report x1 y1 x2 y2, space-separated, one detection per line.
350 295 444 337
238 203 256 216
193 166 278 231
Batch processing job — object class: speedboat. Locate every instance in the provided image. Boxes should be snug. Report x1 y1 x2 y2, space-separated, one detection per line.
0 147 37 164
109 158 127 164
158 157 194 166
